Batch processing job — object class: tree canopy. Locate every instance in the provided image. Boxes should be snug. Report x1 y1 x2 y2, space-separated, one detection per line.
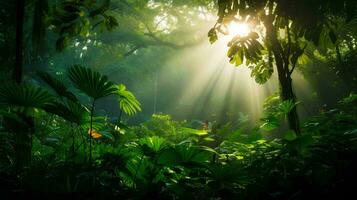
0 0 356 199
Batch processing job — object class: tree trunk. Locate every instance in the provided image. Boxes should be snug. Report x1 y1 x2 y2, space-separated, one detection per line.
274 56 301 134
13 0 24 83
89 100 95 163
279 72 301 134
13 0 34 170
265 20 301 134
4 113 33 170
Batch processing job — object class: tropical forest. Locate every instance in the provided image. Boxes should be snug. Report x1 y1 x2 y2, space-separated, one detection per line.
0 0 357 199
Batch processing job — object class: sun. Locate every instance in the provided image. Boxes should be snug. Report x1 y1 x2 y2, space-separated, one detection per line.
227 22 251 37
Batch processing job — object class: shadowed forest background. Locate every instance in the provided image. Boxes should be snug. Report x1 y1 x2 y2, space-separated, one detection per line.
0 0 356 199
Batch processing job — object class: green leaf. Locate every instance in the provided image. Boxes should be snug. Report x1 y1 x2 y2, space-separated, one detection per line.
284 130 297 141
250 60 273 84
68 65 117 100
104 15 119 31
339 93 357 105
227 32 263 68
232 49 244 66
260 121 279 131
139 136 167 156
81 115 107 131
116 84 141 116
158 143 212 167
179 127 208 136
37 71 77 102
297 53 310 65
0 110 27 125
43 100 88 125
100 131 114 141
279 100 299 115
0 84 55 109
208 28 218 44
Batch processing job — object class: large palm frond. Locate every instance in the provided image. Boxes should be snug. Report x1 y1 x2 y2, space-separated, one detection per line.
68 65 117 100
116 84 141 116
138 136 167 156
37 71 77 102
43 100 89 125
0 83 55 109
158 143 213 167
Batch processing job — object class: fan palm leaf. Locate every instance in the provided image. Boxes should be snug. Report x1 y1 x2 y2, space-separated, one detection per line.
68 65 117 100
0 83 55 109
158 143 213 167
116 84 141 116
138 136 167 156
37 71 77 102
43 100 88 125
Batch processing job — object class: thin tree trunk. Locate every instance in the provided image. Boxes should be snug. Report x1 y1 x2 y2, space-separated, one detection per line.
273 48 301 134
13 0 24 83
335 43 343 64
89 100 95 163
13 0 34 171
13 113 33 170
265 19 301 135
70 123 76 158
280 73 301 134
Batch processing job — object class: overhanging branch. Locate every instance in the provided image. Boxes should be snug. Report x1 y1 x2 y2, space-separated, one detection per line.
123 32 206 57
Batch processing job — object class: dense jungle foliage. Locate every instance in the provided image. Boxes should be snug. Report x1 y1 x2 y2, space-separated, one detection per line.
0 0 356 199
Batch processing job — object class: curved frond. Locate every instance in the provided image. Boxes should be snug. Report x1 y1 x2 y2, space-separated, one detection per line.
0 84 55 109
249 59 273 84
37 71 77 101
43 100 89 125
138 136 167 155
81 115 107 131
116 84 141 116
158 143 213 167
68 65 117 100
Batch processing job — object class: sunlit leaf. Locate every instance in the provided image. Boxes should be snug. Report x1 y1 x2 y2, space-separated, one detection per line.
139 136 167 154
180 127 208 136
116 84 141 116
279 100 299 115
208 28 218 44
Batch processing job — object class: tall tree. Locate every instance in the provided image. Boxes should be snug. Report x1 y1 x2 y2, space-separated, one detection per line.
13 0 25 83
209 0 356 134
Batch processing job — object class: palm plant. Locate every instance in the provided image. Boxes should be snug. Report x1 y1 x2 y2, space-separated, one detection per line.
37 71 77 102
0 83 55 109
38 71 87 157
158 142 214 168
0 83 55 168
68 65 117 162
1 65 142 166
116 84 141 118
67 65 141 162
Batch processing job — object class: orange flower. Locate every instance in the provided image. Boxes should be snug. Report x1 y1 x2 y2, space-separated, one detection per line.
88 129 102 139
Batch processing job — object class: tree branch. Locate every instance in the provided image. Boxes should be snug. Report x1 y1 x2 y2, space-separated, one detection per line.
123 44 146 57
289 44 307 75
285 23 292 64
122 33 206 57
